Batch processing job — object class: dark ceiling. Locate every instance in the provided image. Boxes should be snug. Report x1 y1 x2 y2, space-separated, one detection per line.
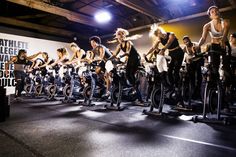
0 0 236 41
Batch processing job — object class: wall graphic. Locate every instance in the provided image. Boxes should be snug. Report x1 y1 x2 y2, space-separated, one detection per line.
0 33 72 95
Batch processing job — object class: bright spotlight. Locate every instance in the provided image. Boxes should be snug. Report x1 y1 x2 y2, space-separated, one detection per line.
94 10 112 23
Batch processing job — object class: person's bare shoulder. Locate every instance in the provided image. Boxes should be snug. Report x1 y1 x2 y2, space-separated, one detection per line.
203 22 211 31
11 56 18 62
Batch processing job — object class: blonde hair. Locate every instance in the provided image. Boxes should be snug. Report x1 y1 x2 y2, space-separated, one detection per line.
149 23 166 38
115 28 129 38
69 42 79 48
107 28 142 44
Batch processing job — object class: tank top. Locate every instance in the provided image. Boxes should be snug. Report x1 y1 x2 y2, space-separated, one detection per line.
15 56 29 64
35 58 45 66
75 49 86 59
120 41 140 66
160 32 179 49
59 56 69 64
92 44 112 61
209 19 224 39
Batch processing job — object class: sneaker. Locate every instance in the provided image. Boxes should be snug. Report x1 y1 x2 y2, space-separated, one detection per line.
134 99 145 106
102 91 110 98
176 101 185 108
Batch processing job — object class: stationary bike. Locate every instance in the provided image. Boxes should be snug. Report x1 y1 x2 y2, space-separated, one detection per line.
105 59 146 110
79 61 106 106
143 55 177 116
34 69 48 97
24 72 35 96
62 65 83 103
192 50 231 124
45 65 64 100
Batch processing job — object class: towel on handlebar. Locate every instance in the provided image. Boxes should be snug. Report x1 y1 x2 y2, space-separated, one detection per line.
156 54 169 73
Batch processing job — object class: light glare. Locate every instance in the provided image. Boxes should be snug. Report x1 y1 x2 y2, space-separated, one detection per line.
94 10 111 23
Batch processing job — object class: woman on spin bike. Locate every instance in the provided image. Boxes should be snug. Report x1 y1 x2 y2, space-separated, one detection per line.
5 49 42 100
49 48 69 69
145 24 184 107
89 36 113 98
197 6 231 110
111 28 144 104
66 42 86 67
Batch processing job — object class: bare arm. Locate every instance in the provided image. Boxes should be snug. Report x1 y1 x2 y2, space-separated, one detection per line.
198 23 210 47
67 49 85 64
69 51 77 62
39 59 51 68
145 38 160 57
26 52 42 60
222 19 230 43
5 56 17 77
50 55 67 67
32 60 42 69
112 44 121 57
162 33 175 50
81 51 94 64
125 41 132 53
98 47 105 61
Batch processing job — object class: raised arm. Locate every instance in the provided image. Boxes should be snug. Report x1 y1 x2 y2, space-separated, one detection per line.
26 52 42 60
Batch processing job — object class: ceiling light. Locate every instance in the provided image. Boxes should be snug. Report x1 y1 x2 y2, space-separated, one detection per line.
94 10 112 23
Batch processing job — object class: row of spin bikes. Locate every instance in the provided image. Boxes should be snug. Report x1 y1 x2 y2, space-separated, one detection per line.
23 51 236 125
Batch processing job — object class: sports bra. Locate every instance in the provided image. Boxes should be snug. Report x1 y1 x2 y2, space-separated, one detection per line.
209 19 224 39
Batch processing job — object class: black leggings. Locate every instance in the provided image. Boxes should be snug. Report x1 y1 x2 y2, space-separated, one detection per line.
168 48 184 88
208 43 232 86
187 58 204 87
14 71 26 97
126 65 137 86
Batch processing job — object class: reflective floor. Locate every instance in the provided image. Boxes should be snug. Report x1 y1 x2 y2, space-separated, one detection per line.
0 97 236 157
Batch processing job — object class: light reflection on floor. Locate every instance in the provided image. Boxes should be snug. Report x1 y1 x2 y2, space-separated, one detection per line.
80 110 106 118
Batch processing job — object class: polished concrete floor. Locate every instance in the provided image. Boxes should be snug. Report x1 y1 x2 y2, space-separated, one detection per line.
0 97 236 157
